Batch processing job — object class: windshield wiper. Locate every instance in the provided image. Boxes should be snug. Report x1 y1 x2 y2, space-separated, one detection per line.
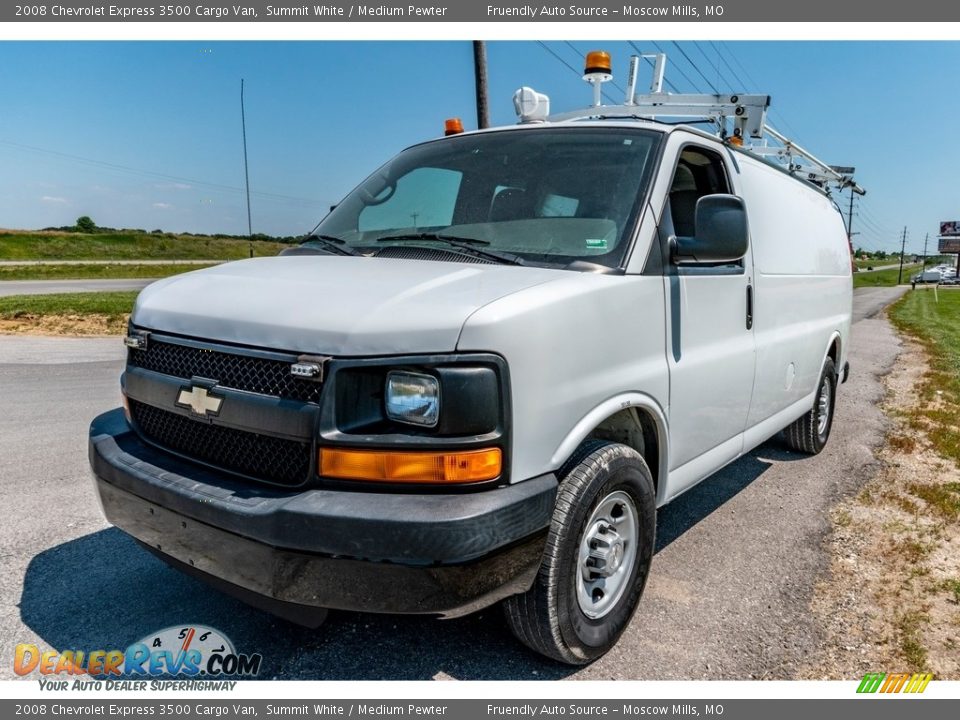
300 234 362 256
375 233 524 266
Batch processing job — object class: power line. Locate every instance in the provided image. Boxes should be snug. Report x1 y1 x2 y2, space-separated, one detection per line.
671 41 719 94
694 41 723 93
0 139 326 208
625 41 681 93
857 199 898 233
536 41 618 104
649 40 702 92
857 216 897 240
715 42 762 93
852 202 898 238
712 42 806 143
709 41 750 91
854 212 896 240
562 41 627 96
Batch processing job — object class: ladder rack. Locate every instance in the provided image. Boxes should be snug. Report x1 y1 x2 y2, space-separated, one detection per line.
513 53 865 197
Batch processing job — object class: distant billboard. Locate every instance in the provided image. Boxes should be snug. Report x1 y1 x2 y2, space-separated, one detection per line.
940 220 960 237
940 237 960 254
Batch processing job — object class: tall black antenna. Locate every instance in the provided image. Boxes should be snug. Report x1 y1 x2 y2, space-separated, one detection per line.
240 78 253 256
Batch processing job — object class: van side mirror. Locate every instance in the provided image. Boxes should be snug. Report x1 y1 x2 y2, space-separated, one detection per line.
670 194 749 265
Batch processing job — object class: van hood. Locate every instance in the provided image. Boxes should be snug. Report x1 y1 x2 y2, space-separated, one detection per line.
132 256 563 356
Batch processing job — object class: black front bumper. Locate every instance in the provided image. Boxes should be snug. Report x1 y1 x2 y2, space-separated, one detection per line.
89 409 556 619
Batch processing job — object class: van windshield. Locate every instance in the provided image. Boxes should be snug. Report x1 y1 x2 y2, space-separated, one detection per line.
313 127 661 269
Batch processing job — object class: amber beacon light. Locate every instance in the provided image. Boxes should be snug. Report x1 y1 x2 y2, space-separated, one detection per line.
444 117 464 136
583 50 613 107
320 447 502 484
584 50 613 76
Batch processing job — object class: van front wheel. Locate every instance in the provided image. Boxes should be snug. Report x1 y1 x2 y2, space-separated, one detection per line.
503 441 656 665
784 357 837 455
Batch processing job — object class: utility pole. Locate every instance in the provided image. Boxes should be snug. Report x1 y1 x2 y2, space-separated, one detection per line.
897 226 907 285
845 190 855 240
241 78 253 258
473 41 490 130
922 233 929 272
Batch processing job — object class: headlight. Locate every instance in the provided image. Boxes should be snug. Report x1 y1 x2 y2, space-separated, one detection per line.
385 371 440 427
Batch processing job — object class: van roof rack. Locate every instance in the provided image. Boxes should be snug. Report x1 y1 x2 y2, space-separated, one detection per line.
513 52 865 197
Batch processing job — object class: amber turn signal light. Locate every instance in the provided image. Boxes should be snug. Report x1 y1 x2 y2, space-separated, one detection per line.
319 447 502 484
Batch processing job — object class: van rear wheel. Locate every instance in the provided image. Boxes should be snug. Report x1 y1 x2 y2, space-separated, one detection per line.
784 357 837 455
503 440 655 665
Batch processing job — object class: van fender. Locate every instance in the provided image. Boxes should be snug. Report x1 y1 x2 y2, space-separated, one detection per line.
549 393 670 505
820 330 843 376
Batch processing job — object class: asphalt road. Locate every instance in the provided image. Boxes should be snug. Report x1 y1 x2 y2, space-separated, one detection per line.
0 279 155 297
0 286 908 680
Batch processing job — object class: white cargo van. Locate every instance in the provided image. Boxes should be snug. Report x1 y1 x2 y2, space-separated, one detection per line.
89 53 854 665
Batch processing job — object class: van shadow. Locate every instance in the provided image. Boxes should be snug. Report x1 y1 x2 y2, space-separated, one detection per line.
655 439 805 551
20 440 794 681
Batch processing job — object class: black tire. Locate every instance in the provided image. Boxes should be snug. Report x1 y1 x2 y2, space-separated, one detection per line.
503 440 656 665
784 357 837 455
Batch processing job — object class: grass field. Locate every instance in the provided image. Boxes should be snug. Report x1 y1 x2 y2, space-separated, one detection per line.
889 288 960 465
0 263 218 281
854 258 890 269
0 230 287 261
0 291 138 317
853 263 922 288
0 292 138 334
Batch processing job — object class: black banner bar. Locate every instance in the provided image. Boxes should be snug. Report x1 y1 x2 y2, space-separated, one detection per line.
2 0 952 23
2 699 959 719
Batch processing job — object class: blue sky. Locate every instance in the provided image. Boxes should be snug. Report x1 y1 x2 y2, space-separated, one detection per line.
0 40 956 255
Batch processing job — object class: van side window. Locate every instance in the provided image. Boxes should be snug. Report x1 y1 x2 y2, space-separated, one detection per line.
668 147 730 237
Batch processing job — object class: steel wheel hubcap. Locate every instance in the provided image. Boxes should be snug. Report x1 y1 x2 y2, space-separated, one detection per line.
576 490 638 619
817 379 832 437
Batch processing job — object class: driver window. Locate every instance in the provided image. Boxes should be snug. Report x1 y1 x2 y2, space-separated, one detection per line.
358 167 462 232
669 147 730 237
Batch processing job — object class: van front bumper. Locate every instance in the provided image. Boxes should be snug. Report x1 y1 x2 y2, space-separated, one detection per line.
89 409 556 620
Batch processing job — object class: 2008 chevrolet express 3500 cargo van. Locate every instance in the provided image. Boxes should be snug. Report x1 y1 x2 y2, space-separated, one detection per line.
89 55 854 664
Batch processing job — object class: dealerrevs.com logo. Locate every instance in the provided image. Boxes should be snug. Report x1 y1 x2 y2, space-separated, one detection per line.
14 625 262 685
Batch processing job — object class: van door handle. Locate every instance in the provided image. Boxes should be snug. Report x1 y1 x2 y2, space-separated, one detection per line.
746 284 754 330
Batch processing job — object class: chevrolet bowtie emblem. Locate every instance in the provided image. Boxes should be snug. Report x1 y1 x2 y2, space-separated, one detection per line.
176 386 223 417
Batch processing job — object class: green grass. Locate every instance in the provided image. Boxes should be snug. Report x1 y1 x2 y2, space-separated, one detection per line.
853 263 922 288
943 578 960 605
889 289 960 465
0 230 287 261
908 483 960 521
898 610 930 671
0 292 139 318
0 263 218 281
